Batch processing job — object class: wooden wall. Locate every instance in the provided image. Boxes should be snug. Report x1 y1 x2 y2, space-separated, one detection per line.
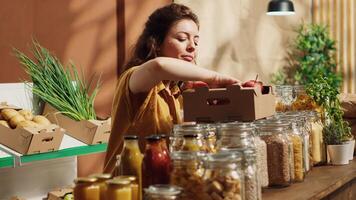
312 0 356 93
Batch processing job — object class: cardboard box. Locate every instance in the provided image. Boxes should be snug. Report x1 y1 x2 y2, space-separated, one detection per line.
182 84 276 122
48 188 73 200
0 102 64 155
43 104 111 145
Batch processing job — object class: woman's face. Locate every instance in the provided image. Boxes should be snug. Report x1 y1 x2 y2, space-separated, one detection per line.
160 19 199 63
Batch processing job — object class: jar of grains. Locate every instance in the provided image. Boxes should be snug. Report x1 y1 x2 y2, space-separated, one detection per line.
253 134 269 188
241 148 262 200
201 151 244 200
256 121 293 187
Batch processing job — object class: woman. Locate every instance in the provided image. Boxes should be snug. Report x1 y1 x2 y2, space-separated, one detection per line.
104 3 239 173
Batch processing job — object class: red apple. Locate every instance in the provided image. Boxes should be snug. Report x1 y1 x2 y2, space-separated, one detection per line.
242 80 263 92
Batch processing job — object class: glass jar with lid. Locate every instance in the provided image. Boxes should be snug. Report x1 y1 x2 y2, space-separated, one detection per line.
275 85 294 112
73 177 100 200
291 85 317 111
90 173 112 200
201 123 218 153
106 179 132 200
171 124 207 152
170 151 204 200
241 148 261 200
256 121 293 187
216 122 256 151
144 185 182 200
305 111 326 165
253 134 269 188
114 176 139 200
142 135 171 189
201 151 244 200
281 113 306 182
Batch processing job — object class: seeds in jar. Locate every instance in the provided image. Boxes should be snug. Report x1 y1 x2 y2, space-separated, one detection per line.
261 134 291 187
255 137 268 188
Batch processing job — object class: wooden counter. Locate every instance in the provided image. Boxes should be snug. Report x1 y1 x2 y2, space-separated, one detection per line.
262 159 356 200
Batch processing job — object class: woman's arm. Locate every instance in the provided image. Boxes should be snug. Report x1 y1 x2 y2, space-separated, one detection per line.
129 57 239 94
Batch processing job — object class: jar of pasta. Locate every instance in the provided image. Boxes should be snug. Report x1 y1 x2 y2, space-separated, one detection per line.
275 85 294 112
170 151 204 200
201 151 244 200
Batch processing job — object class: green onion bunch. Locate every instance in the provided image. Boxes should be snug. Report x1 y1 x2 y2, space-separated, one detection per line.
14 41 100 121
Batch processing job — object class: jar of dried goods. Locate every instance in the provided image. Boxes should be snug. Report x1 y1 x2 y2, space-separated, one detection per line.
275 85 294 112
170 151 204 200
241 148 261 200
256 121 293 187
306 111 326 165
253 134 269 188
201 151 244 200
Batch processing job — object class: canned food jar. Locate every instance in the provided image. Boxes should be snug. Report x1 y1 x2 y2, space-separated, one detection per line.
73 177 100 200
106 179 132 200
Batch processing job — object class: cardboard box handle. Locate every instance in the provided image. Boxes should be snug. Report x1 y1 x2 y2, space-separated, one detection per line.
206 98 231 106
42 137 54 142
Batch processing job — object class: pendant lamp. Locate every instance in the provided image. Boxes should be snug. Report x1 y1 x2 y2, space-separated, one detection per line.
267 0 295 16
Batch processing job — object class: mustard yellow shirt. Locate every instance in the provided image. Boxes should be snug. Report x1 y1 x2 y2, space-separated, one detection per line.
104 66 182 173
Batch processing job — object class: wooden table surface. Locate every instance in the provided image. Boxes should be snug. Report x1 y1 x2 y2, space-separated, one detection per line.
262 159 356 200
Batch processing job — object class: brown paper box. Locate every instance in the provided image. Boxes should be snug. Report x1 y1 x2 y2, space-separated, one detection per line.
183 84 276 122
48 188 73 200
43 103 111 145
0 103 64 155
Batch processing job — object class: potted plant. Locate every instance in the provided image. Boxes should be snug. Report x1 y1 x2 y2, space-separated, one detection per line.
306 76 352 165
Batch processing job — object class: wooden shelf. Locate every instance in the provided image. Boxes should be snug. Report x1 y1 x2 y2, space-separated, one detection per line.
263 159 356 200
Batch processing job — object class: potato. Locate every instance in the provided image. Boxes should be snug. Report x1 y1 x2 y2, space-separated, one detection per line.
0 120 9 128
17 120 39 128
9 114 26 129
32 115 51 126
18 109 33 121
1 109 19 121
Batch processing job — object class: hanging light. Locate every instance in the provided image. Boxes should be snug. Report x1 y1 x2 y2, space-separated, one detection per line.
267 0 295 16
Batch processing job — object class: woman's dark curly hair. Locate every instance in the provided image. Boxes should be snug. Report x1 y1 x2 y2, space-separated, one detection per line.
123 3 199 71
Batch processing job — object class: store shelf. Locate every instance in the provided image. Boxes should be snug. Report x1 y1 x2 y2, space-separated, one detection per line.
0 134 107 168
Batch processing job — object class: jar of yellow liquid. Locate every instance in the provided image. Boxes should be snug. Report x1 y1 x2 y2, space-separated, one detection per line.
90 173 112 200
73 177 100 200
106 179 132 200
114 176 139 200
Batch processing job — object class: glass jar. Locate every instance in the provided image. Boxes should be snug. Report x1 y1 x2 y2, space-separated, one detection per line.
256 121 293 187
254 135 269 188
90 173 112 200
73 177 100 200
201 123 218 153
291 85 316 111
144 185 182 200
142 135 171 189
171 124 207 152
216 122 256 151
114 176 139 200
241 148 261 200
170 151 204 200
306 111 326 165
282 114 305 182
201 152 244 200
106 179 132 200
275 85 294 112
